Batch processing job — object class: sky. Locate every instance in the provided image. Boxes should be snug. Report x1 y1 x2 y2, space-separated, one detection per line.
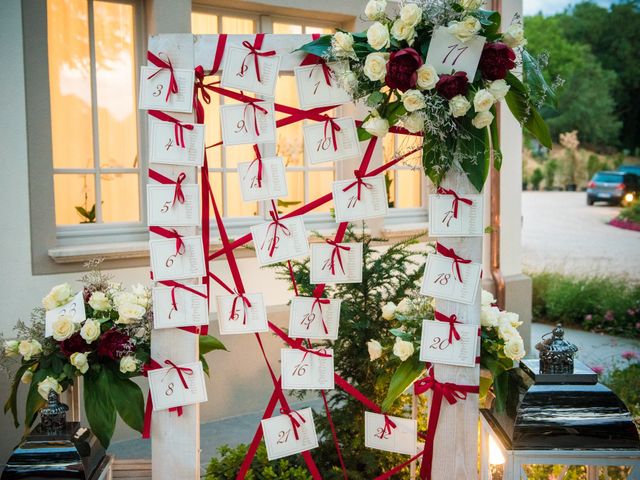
523 0 616 16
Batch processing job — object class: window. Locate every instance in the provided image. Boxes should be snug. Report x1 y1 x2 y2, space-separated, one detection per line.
47 0 141 227
382 133 426 211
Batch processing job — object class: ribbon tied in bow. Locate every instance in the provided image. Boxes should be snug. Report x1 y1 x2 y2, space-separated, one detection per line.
436 187 473 219
240 37 276 83
342 170 374 202
262 211 292 257
279 408 306 440
436 243 472 283
230 291 252 325
325 239 350 275
323 117 342 152
243 99 269 137
163 359 194 390
310 296 331 334
434 310 461 344
146 51 179 102
248 145 264 188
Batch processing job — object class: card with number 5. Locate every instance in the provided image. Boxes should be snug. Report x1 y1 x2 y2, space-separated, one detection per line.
425 27 486 79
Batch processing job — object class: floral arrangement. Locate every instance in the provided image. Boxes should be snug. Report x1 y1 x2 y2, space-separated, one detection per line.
369 288 525 411
298 0 556 191
1 264 224 447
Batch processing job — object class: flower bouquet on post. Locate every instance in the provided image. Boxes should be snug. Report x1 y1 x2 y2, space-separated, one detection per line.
1 264 225 448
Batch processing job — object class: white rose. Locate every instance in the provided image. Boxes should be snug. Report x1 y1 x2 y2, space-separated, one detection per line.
504 338 525 361
480 306 500 328
399 3 422 27
381 301 397 320
113 292 137 308
449 95 471 118
401 89 426 112
52 314 76 341
472 110 494 129
21 370 33 384
448 16 481 42
333 32 355 57
363 52 388 82
37 376 62 400
498 323 519 342
481 290 496 307
473 88 495 113
80 319 101 344
364 0 387 20
367 339 383 361
402 112 424 133
88 291 110 311
503 23 526 48
391 20 416 45
131 284 150 308
70 352 89 374
487 79 510 101
119 355 139 374
339 71 359 93
18 340 42 361
393 337 415 361
42 283 73 310
4 340 19 357
500 311 522 328
363 116 389 138
416 64 438 90
396 298 413 315
367 22 390 50
117 303 146 325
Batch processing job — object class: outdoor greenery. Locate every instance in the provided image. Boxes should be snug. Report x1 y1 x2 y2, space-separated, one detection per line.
531 272 640 339
603 354 640 420
618 199 640 224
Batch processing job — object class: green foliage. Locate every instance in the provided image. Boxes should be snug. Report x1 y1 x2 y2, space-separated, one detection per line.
530 168 544 190
543 158 558 188
504 73 552 149
603 358 640 420
75 204 96 223
618 199 640 224
586 154 608 179
84 367 117 448
531 271 640 339
104 367 145 434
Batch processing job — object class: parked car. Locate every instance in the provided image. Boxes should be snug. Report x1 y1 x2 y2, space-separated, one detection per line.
617 164 640 177
586 171 639 206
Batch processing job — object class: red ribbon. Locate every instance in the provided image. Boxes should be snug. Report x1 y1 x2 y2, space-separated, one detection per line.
163 359 194 390
172 172 186 206
261 210 291 257
343 170 374 201
243 99 269 137
414 371 479 480
381 414 397 437
323 117 342 151
436 187 473 218
310 296 330 335
146 51 178 102
280 408 306 441
434 310 461 344
211 33 227 75
249 144 263 188
310 60 333 86
436 243 472 283
240 34 276 83
149 226 185 256
230 291 252 325
148 110 194 149
141 358 184 439
325 239 350 275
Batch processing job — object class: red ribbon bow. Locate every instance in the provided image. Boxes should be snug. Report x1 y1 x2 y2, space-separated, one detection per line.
436 243 472 283
381 414 397 437
146 51 179 102
309 60 333 87
323 117 341 152
343 170 374 202
141 358 185 439
249 144 263 188
436 187 473 218
240 37 276 83
243 99 269 137
261 211 292 257
434 310 461 344
280 408 306 440
325 239 351 275
310 296 331 334
230 291 252 325
170 286 179 312
174 122 194 149
163 359 194 390
167 228 186 256
172 172 187 206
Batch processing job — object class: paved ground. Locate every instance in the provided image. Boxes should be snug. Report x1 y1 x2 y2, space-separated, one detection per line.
522 192 640 279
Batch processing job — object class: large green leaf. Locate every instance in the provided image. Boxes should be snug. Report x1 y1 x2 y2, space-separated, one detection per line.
5 364 30 427
106 369 145 434
381 355 424 412
504 73 552 148
199 334 227 355
294 34 332 58
84 369 117 448
459 117 490 193
489 105 502 171
24 369 48 428
522 50 557 109
422 132 455 187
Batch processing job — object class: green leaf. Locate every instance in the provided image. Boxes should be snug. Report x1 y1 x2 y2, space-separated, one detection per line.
422 132 454 187
489 105 502 171
84 370 117 448
476 9 501 37
522 50 557 109
459 117 490 192
383 101 407 127
294 34 333 58
4 363 30 428
201 355 210 377
199 334 227 355
388 328 413 341
504 73 553 148
381 356 424 412
479 374 494 401
357 127 373 142
492 370 509 412
24 369 48 428
106 369 145 434
366 91 385 108
484 225 494 234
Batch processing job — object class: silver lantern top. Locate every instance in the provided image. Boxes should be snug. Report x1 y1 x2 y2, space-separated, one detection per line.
39 390 69 434
535 324 578 374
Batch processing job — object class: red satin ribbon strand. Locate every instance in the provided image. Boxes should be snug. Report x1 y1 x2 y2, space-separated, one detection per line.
172 172 187 205
164 359 194 389
382 414 398 436
262 210 291 257
434 310 462 344
211 33 227 75
309 60 333 86
249 144 263 187
146 51 178 101
170 286 179 311
149 226 185 256
343 170 374 201
321 390 348 480
159 280 209 300
325 238 350 275
280 408 306 440
310 295 330 334
243 100 269 137
148 110 194 149
436 242 472 283
230 291 252 325
323 117 341 151
436 187 473 218
240 34 276 83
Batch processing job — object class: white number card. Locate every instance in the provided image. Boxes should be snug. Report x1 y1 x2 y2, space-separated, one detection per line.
332 175 389 223
152 285 209 330
220 101 277 146
310 242 363 284
148 361 207 411
149 121 205 167
261 407 319 461
138 66 195 113
45 291 86 338
364 412 418 456
149 236 206 282
419 319 478 367
425 27 486 79
288 296 342 341
303 117 361 165
237 156 288 202
295 61 351 110
216 292 268 335
220 45 281 97
250 216 309 266
420 254 481 305
147 184 200 227
428 193 483 237
281 348 334 390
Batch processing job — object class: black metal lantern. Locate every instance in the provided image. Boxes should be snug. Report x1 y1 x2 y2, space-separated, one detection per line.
535 323 578 374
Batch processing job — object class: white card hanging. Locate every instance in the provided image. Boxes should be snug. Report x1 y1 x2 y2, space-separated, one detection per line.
149 120 205 167
295 61 352 109
310 242 363 284
147 184 200 227
428 193 483 237
152 285 209 330
261 407 319 461
288 296 342 340
364 412 418 455
45 291 86 338
147 33 195 70
420 253 481 305
149 235 206 282
216 292 268 335
220 45 281 97
425 26 486 79
237 156 288 202
419 319 478 367
332 175 389 223
219 101 277 146
250 216 309 266
148 361 208 411
138 66 195 113
281 348 334 390
303 117 361 165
